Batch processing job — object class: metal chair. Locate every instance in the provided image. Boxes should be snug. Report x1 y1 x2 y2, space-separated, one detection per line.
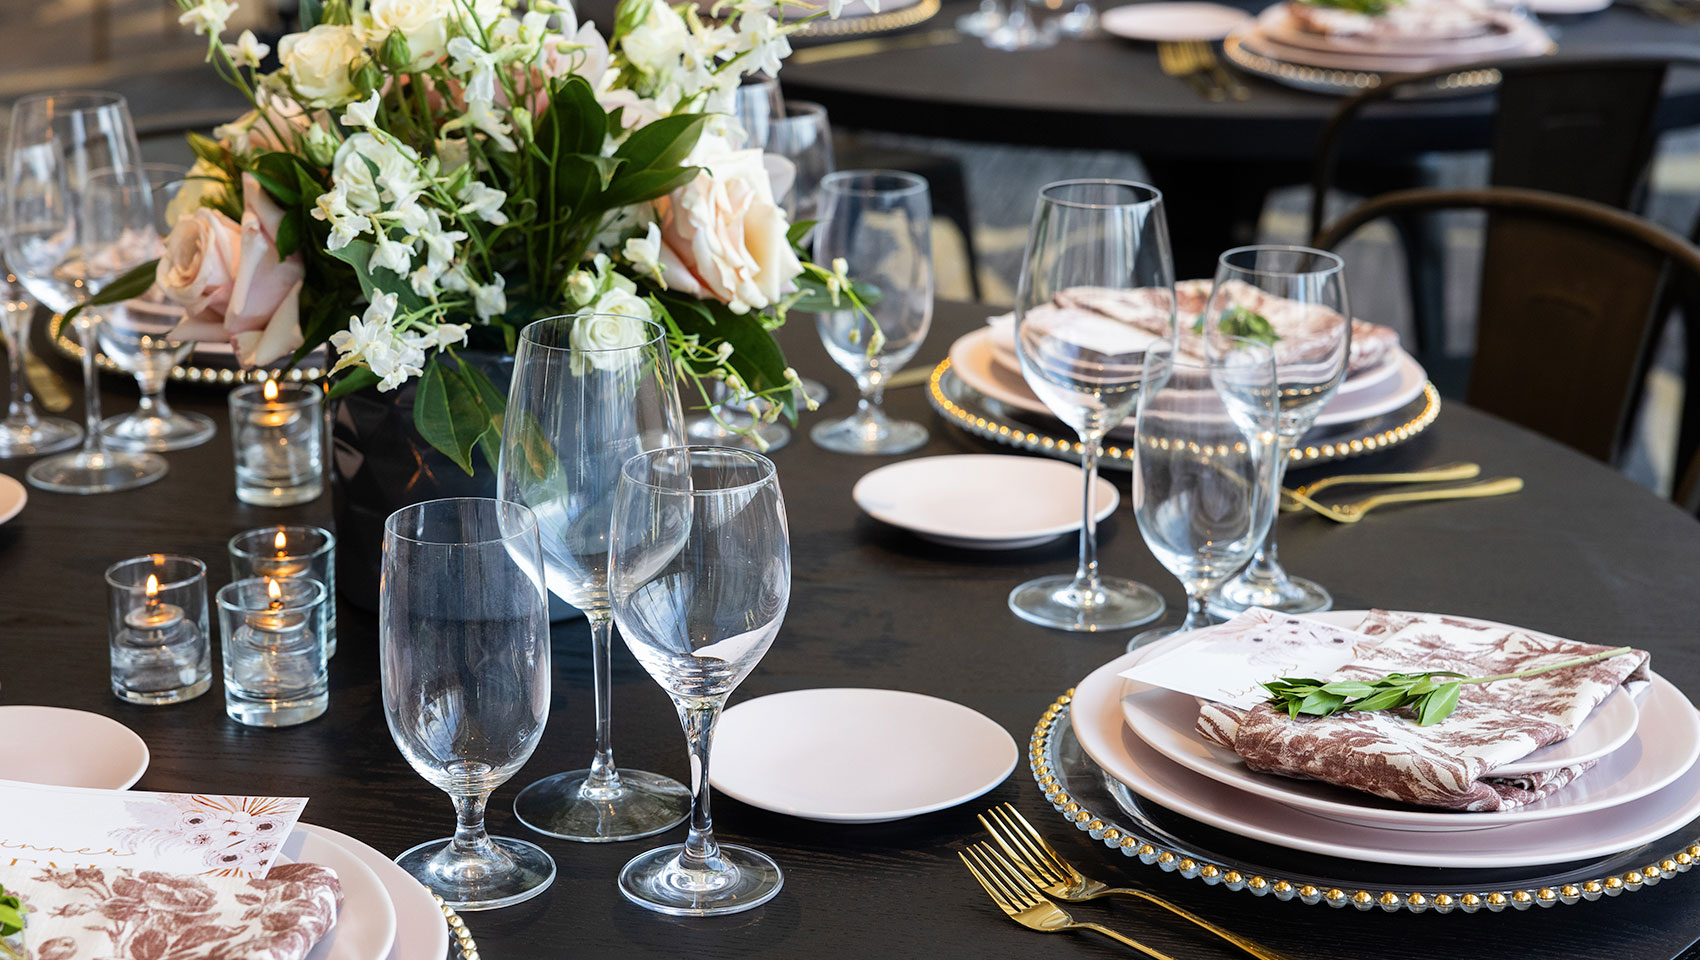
1316 186 1700 466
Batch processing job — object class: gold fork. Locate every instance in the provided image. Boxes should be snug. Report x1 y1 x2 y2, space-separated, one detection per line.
960 842 1178 959
1181 40 1249 101
980 805 1293 960
1286 476 1524 523
1280 461 1482 512
1157 42 1222 101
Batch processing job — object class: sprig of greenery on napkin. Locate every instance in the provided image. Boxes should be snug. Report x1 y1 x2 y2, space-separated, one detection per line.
0 883 23 960
1192 306 1281 346
1299 0 1406 15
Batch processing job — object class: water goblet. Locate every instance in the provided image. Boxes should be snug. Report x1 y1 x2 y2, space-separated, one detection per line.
611 446 790 916
380 497 555 910
1127 338 1280 652
1008 179 1173 632
1203 245 1351 616
811 170 933 455
0 247 80 457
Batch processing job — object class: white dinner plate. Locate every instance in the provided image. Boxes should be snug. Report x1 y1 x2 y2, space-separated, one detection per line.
296 823 449 960
1232 18 1552 73
281 823 398 960
1497 685 1640 776
0 705 148 789
1118 611 1699 832
711 688 1019 822
0 474 25 526
853 455 1119 550
1072 651 1700 866
1256 3 1534 57
1101 2 1252 41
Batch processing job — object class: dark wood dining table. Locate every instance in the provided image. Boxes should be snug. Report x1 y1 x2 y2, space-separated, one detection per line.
5 300 1700 959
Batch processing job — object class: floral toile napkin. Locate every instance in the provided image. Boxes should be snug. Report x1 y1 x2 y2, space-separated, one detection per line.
4 862 341 960
1194 609 1651 811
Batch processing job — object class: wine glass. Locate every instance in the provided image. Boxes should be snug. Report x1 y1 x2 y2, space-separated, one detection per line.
765 102 835 222
957 0 1008 38
1203 245 1351 616
610 446 789 916
811 170 933 455
730 75 783 150
5 91 166 493
99 163 215 451
380 497 556 910
985 0 1059 49
1008 179 1173 632
500 314 692 842
1127 337 1280 652
0 182 81 457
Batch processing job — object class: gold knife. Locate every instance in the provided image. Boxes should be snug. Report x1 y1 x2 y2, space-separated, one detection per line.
25 347 73 413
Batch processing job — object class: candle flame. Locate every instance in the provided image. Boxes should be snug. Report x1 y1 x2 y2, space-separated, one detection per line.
274 529 288 553
145 574 159 599
267 579 282 601
263 378 279 402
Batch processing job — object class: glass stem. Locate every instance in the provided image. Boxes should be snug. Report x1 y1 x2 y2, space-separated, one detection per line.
582 613 625 798
1178 588 1212 634
75 315 104 454
1072 433 1103 596
136 366 169 418
449 789 498 861
2 309 32 421
1244 445 1293 585
676 697 723 872
854 371 887 426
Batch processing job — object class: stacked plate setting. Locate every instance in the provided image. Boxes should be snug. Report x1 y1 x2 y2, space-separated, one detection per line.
1069 611 1700 870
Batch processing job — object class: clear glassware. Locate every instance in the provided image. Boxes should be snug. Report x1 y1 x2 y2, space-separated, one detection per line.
228 524 337 657
228 380 325 506
5 91 166 494
610 446 789 917
985 0 1060 50
730 75 784 149
766 102 835 222
1008 179 1173 633
499 314 691 843
104 554 211 705
98 163 215 452
957 0 1008 38
0 183 80 458
1203 245 1351 616
684 380 791 453
380 497 556 910
1056 0 1100 36
1126 338 1280 653
218 577 329 727
811 170 933 455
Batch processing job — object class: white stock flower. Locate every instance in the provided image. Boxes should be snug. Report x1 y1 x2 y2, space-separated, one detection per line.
440 264 472 292
328 292 399 372
332 133 426 212
407 323 471 350
311 181 373 250
370 231 415 276
180 0 237 37
457 181 509 225
223 29 270 66
621 0 690 76
622 221 665 286
420 216 468 268
472 273 507 319
365 0 450 69
387 200 432 237
735 13 790 77
370 337 427 390
277 24 365 108
462 100 518 152
447 36 500 104
436 136 471 173
341 91 382 129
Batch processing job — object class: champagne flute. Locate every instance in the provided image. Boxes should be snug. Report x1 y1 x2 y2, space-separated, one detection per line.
381 497 556 910
0 188 81 457
1127 337 1280 652
1203 245 1351 615
811 170 933 455
1009 179 1172 632
5 91 166 493
610 446 789 916
500 314 691 842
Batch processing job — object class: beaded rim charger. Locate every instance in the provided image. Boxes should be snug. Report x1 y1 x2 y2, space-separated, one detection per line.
435 895 480 959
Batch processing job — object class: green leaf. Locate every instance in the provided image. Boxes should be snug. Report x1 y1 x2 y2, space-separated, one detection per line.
1348 688 1409 713
248 152 303 205
656 290 797 422
325 240 427 314
300 0 323 29
1319 680 1377 698
456 357 508 473
275 209 303 259
57 260 160 333
325 366 380 399
613 0 655 40
787 219 818 248
598 166 699 211
534 76 605 159
1296 690 1346 717
1417 682 1463 726
412 360 487 475
613 113 709 173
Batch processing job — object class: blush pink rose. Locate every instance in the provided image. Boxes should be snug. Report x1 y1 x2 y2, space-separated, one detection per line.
156 206 241 329
225 173 306 366
654 142 802 314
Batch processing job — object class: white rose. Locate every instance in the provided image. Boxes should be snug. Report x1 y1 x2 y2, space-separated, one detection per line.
621 1 689 76
365 0 449 69
569 311 650 373
278 24 365 108
331 133 426 212
653 139 803 314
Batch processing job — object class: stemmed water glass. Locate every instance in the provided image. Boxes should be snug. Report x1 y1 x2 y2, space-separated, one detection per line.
0 188 80 457
380 497 556 910
1009 179 1173 632
765 102 835 222
811 170 933 455
1203 245 1351 615
1127 338 1280 652
610 446 789 916
500 314 691 842
5 91 166 493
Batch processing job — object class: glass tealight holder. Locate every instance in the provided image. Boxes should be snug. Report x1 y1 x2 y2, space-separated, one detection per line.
217 577 329 728
229 525 337 658
229 381 324 507
104 555 212 705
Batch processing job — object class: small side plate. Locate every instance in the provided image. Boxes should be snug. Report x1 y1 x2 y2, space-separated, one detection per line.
0 705 149 789
853 454 1118 550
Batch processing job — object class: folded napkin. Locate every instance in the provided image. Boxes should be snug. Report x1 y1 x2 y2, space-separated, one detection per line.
1195 609 1651 812
6 862 341 960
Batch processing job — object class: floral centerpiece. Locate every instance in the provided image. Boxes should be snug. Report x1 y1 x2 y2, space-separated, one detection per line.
88 0 874 469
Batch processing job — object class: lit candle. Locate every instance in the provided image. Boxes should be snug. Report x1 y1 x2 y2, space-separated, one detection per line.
260 529 311 579
253 379 298 428
125 573 185 633
244 578 308 638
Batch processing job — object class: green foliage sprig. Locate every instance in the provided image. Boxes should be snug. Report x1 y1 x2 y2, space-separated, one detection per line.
1193 305 1280 346
0 882 23 960
1299 0 1405 15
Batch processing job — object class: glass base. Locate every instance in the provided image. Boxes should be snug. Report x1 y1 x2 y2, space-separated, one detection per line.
810 412 928 455
1126 622 1185 654
113 674 210 706
235 479 324 506
619 843 783 917
955 8 1006 35
27 449 166 494
225 690 327 727
685 412 791 453
984 19 1060 50
513 768 690 842
1209 570 1333 617
1008 574 1164 632
0 415 82 458
396 835 556 912
101 410 216 452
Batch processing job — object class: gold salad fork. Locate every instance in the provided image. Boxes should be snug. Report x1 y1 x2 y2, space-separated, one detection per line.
980 805 1295 960
1285 476 1524 523
960 842 1178 959
1157 42 1222 101
1281 461 1481 511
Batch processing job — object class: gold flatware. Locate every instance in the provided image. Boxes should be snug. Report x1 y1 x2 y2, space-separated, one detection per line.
25 349 72 413
1281 461 1481 512
1287 476 1525 523
788 28 962 65
883 365 935 390
960 842 1178 960
979 805 1292 960
1182 40 1249 101
1157 42 1222 102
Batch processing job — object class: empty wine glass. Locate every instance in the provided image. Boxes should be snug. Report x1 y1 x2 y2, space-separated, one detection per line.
380 497 555 910
1009 179 1173 632
957 0 1008 37
99 163 214 452
766 102 834 222
5 91 166 493
1203 246 1351 616
730 75 783 150
500 314 692 842
1127 338 1280 652
811 170 933 455
0 192 80 457
610 446 789 917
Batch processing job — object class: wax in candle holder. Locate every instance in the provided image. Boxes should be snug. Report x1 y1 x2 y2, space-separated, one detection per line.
228 380 324 507
229 525 338 657
104 555 212 705
218 577 330 727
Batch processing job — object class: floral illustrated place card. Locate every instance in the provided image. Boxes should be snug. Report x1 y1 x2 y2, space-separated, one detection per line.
1120 608 1381 709
0 781 306 878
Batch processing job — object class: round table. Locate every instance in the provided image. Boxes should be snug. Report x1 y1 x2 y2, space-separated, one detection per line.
5 301 1700 958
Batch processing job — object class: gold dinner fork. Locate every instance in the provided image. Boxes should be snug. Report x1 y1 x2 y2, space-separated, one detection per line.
960 842 1179 959
980 805 1294 960
1280 461 1482 512
1285 476 1525 523
1157 42 1222 102
1181 40 1249 101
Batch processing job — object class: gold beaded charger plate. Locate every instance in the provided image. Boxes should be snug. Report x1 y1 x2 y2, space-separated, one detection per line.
54 325 328 385
1222 33 1514 96
926 358 1440 470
